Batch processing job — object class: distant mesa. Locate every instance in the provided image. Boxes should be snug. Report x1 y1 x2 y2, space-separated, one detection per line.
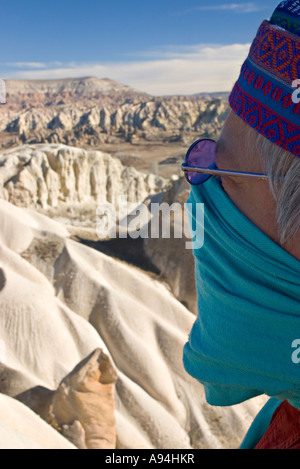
4 76 151 102
4 76 228 100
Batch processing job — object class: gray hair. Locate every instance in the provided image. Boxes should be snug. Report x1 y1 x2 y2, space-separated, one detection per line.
247 126 300 245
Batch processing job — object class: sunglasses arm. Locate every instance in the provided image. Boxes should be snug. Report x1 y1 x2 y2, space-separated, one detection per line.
181 164 270 180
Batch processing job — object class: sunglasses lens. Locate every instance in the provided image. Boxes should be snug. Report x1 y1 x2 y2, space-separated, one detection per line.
185 139 217 184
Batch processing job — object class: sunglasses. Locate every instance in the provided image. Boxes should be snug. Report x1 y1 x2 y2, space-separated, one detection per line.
181 138 270 185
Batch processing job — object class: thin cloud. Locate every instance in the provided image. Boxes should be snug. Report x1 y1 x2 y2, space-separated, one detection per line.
131 43 251 61
6 62 48 69
5 61 64 69
183 3 267 14
4 43 250 95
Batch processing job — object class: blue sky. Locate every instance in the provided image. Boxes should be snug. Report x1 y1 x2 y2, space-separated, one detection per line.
1 0 279 95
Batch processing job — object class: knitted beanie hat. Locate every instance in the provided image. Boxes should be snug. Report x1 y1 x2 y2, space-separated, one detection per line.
228 0 300 157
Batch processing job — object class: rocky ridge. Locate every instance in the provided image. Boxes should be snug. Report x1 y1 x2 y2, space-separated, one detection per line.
0 77 230 149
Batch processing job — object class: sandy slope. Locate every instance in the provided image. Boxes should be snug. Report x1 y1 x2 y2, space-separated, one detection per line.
0 394 76 449
0 199 267 449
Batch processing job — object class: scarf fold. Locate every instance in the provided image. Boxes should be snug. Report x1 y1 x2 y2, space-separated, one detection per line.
183 177 300 408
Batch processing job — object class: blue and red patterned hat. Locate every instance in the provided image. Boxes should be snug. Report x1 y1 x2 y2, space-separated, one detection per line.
228 0 300 157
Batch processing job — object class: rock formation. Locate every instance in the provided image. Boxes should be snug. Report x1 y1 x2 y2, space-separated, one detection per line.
17 348 118 449
0 143 197 310
0 77 230 149
0 143 170 240
0 199 268 449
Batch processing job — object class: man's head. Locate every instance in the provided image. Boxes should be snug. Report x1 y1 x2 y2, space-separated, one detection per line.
216 0 300 256
182 0 300 413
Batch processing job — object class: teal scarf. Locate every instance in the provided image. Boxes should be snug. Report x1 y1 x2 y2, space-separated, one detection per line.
183 177 300 409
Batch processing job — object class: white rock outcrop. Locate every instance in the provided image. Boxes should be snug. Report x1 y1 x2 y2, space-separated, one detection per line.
0 144 170 239
0 144 168 207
